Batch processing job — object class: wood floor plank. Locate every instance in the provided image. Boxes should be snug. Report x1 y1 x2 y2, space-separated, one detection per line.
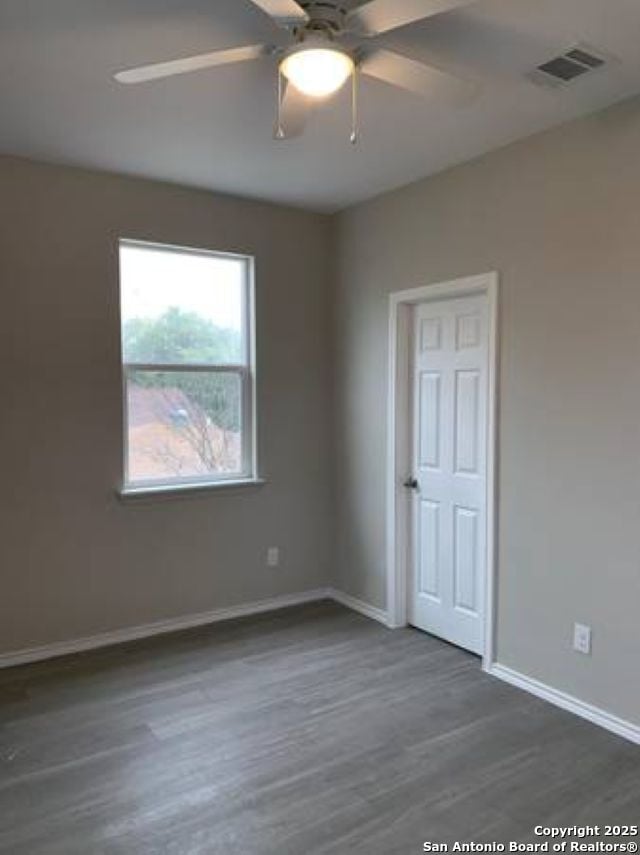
0 601 638 854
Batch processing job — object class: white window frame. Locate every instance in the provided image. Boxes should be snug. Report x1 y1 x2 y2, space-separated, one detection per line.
118 238 258 496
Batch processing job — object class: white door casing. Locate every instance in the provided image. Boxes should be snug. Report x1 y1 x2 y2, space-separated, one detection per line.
409 295 488 654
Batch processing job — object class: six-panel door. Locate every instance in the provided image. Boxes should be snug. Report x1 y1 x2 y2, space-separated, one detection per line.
409 295 488 654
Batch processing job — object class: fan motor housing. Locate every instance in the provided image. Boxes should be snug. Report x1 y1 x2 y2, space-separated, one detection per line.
299 1 348 33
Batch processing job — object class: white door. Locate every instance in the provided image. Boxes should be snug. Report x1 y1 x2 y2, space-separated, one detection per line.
408 295 488 654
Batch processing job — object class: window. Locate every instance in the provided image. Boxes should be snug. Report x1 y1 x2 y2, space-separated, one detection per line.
119 240 255 492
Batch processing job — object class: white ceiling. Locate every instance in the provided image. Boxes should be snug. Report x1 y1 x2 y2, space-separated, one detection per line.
2 0 640 212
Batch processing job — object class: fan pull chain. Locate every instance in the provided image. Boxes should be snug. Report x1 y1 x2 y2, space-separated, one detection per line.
275 67 285 140
350 64 359 145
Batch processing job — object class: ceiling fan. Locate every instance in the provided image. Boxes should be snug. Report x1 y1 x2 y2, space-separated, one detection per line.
114 0 479 142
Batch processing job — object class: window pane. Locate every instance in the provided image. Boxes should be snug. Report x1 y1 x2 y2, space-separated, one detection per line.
120 243 245 365
126 370 243 484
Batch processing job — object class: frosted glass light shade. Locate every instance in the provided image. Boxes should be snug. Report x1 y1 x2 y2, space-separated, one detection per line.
280 47 353 98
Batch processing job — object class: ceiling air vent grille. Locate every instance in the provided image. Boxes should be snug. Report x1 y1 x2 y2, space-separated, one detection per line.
529 45 607 88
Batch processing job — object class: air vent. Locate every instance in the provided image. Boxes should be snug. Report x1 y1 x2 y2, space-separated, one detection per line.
529 45 608 88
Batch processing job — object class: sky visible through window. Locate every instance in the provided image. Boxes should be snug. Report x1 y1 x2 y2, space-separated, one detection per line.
120 243 243 333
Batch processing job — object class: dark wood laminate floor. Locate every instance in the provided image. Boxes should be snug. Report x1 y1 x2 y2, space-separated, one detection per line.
0 601 638 855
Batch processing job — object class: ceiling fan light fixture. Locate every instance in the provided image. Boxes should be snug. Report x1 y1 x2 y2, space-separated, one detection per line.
280 46 354 98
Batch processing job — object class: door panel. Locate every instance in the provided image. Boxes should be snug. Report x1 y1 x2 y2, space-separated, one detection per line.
419 372 441 469
454 370 480 474
420 317 443 351
409 295 488 654
456 313 481 350
453 505 478 614
418 499 441 600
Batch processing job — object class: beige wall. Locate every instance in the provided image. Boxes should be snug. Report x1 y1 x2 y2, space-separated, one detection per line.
0 156 333 653
333 96 640 726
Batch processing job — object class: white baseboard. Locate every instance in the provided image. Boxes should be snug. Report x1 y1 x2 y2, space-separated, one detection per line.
0 588 332 669
0 587 391 670
488 662 640 746
328 588 390 627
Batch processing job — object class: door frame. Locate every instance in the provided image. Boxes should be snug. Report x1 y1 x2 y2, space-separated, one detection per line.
386 272 499 670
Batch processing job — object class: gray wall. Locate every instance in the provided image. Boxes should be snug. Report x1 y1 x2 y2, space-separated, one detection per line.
0 156 333 653
333 96 640 726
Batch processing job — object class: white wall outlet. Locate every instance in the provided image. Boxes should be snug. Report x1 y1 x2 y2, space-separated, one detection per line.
573 622 592 655
266 547 280 568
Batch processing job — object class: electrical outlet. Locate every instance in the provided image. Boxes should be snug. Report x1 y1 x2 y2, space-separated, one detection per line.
573 622 592 655
266 547 280 568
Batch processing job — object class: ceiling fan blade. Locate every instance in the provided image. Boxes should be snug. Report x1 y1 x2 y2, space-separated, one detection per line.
114 44 268 84
274 81 312 139
360 49 478 105
248 0 309 27
347 0 474 37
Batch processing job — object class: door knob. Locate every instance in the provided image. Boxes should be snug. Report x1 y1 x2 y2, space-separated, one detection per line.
403 477 419 490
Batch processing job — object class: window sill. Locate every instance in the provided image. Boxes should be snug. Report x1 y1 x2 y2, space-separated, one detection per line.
117 478 266 503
